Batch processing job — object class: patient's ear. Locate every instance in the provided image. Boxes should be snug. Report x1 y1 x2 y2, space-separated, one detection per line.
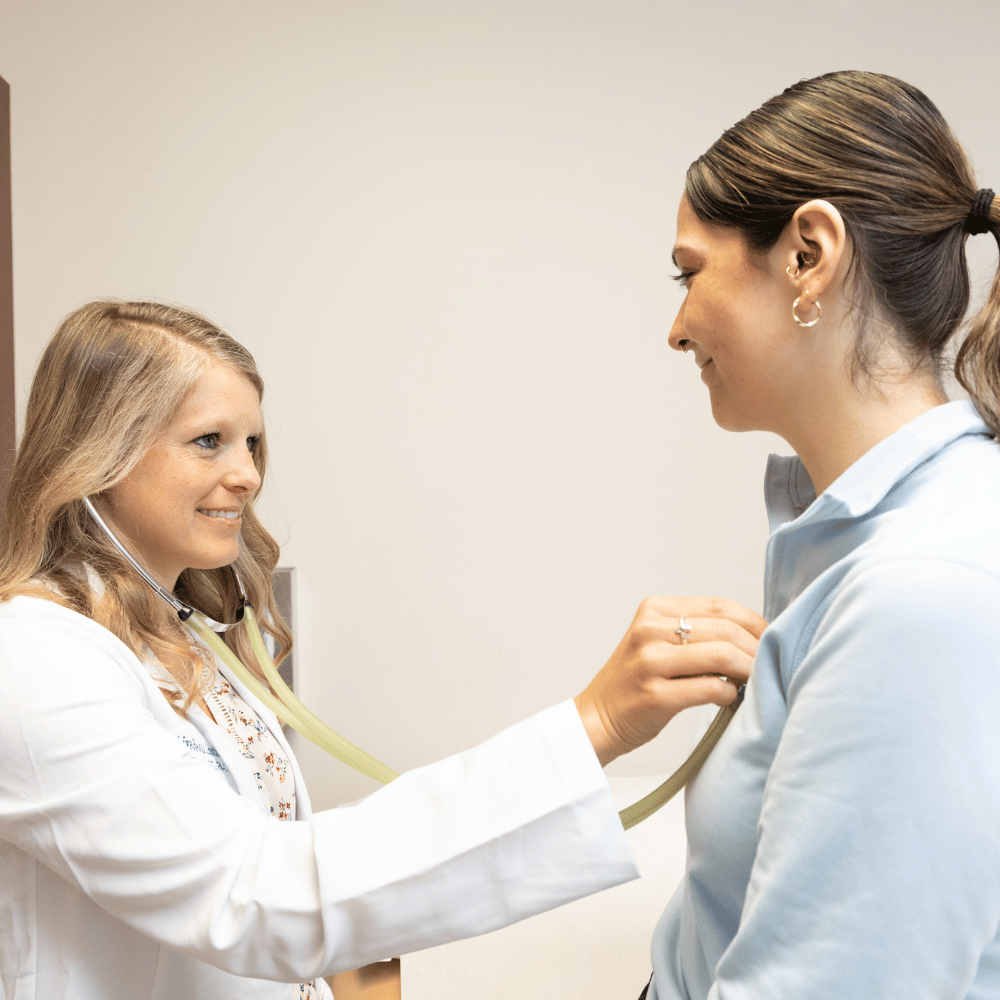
782 200 848 301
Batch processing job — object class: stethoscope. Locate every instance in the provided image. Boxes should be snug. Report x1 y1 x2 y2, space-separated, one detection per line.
82 497 737 829
82 497 397 784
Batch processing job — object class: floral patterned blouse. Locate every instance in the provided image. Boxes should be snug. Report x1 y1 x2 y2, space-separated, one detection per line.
204 678 295 821
203 677 330 1000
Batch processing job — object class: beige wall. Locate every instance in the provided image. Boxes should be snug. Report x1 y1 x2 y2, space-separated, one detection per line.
1 0 998 809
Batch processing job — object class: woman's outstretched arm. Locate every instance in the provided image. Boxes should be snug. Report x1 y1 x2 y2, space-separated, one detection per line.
0 592 764 983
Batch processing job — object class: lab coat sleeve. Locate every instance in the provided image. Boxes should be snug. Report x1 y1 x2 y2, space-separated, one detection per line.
710 559 1000 999
0 602 637 982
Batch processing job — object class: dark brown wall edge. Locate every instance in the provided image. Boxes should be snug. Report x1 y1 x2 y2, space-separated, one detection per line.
0 75 15 507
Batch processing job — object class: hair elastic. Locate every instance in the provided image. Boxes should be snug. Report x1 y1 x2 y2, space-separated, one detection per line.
966 188 995 235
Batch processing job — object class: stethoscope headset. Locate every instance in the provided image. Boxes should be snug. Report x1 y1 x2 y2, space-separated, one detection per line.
83 497 738 829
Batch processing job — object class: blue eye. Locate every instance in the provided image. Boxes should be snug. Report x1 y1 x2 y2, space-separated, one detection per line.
193 432 221 450
247 435 260 453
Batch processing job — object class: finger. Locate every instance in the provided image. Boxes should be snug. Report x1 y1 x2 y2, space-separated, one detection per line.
632 614 762 659
650 595 769 639
642 639 755 684
640 595 769 639
680 616 761 659
649 673 745 713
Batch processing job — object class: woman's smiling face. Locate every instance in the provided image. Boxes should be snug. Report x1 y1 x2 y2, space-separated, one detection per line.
667 196 805 435
105 362 263 589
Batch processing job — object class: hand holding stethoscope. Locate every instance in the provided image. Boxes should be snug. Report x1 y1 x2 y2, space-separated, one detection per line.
575 596 763 827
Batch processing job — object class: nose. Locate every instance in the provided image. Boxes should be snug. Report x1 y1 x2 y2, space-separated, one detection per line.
667 300 690 353
226 444 262 496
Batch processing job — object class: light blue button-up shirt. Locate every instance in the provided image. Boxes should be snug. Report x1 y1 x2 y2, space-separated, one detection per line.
649 401 1000 999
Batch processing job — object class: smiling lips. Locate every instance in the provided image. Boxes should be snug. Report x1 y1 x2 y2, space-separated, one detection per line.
199 508 241 521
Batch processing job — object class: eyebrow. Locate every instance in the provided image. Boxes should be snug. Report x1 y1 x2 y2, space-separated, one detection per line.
177 414 263 437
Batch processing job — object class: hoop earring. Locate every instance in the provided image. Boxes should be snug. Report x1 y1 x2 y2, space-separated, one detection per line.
792 296 821 328
786 264 801 278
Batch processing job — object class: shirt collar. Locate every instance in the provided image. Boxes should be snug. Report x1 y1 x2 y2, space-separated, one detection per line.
764 400 993 534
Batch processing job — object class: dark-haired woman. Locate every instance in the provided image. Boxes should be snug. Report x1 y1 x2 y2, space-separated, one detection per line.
644 71 1000 999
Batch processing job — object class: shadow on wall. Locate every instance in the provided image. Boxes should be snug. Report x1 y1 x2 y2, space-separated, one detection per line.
0 76 15 503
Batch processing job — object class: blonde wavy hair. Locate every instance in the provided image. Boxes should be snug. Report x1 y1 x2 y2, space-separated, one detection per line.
0 299 292 711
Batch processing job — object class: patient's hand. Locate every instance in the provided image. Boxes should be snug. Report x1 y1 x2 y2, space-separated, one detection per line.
574 596 765 767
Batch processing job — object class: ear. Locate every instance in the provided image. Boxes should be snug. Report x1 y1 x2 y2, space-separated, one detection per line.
781 200 849 302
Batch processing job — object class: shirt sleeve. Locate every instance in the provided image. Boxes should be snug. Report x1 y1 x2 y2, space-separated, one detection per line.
712 558 1000 999
0 604 637 982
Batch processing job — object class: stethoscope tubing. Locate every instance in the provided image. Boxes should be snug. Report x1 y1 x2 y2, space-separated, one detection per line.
188 607 399 785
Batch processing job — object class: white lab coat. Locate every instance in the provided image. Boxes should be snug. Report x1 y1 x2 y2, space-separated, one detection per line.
0 596 637 1000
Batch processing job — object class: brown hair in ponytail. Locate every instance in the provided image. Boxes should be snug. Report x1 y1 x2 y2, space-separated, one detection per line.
955 193 1000 435
684 70 1000 435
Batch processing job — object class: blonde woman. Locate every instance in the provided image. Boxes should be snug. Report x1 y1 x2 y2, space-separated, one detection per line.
0 300 761 1000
